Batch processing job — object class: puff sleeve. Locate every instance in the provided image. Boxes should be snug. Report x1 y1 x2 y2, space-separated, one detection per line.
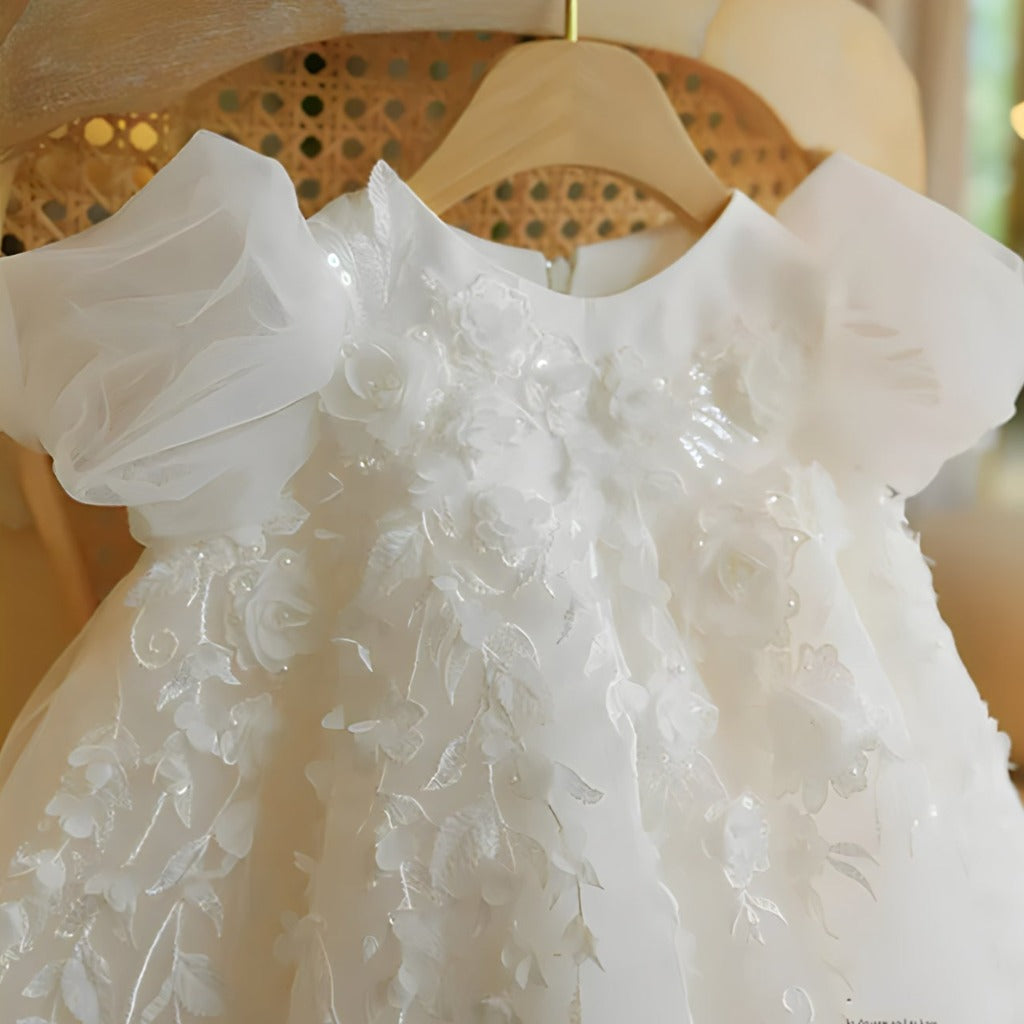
0 129 346 543
779 153 1024 497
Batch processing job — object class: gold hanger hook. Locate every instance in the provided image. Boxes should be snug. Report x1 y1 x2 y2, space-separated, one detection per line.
565 0 579 42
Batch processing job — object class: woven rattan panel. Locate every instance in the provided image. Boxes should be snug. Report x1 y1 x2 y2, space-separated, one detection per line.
4 32 811 258
1 31 813 601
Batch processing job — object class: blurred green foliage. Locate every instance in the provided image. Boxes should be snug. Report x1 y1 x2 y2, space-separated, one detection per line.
968 0 1021 242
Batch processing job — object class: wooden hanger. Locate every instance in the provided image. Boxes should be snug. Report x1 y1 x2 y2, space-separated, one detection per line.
406 0 732 229
0 0 924 189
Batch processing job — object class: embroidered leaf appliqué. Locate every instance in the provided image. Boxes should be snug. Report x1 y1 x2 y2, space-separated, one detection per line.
381 793 429 829
423 597 460 667
21 962 60 999
321 706 347 730
829 842 878 862
828 856 877 900
782 985 815 1023
746 892 788 924
213 800 257 859
173 786 193 829
173 953 225 1017
509 830 550 889
430 799 505 896
806 885 838 940
579 858 603 889
147 835 210 896
561 914 604 970
425 736 468 791
60 957 99 1024
483 623 540 673
444 638 474 704
263 496 310 536
553 763 604 805
362 934 380 962
492 669 549 732
362 522 425 599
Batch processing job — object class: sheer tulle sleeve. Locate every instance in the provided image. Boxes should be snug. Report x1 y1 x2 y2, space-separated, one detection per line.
0 129 346 542
779 153 1024 497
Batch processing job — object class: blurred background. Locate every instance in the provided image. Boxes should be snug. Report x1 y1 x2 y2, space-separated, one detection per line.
860 0 1021 231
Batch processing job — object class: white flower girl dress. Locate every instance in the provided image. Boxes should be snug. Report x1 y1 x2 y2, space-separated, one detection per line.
0 129 1023 1023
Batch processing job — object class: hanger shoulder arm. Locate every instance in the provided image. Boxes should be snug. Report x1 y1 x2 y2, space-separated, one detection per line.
704 0 925 191
330 0 924 190
408 40 730 224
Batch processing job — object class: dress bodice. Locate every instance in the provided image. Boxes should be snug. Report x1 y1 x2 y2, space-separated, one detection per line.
1 130 1024 1024
1 130 1020 547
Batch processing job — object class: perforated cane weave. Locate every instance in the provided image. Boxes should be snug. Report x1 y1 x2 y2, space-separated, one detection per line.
4 32 812 257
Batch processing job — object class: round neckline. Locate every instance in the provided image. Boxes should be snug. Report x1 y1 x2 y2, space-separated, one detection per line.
364 159 759 313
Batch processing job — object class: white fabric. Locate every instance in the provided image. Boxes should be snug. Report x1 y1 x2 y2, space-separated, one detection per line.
0 136 347 543
0 129 1023 1024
